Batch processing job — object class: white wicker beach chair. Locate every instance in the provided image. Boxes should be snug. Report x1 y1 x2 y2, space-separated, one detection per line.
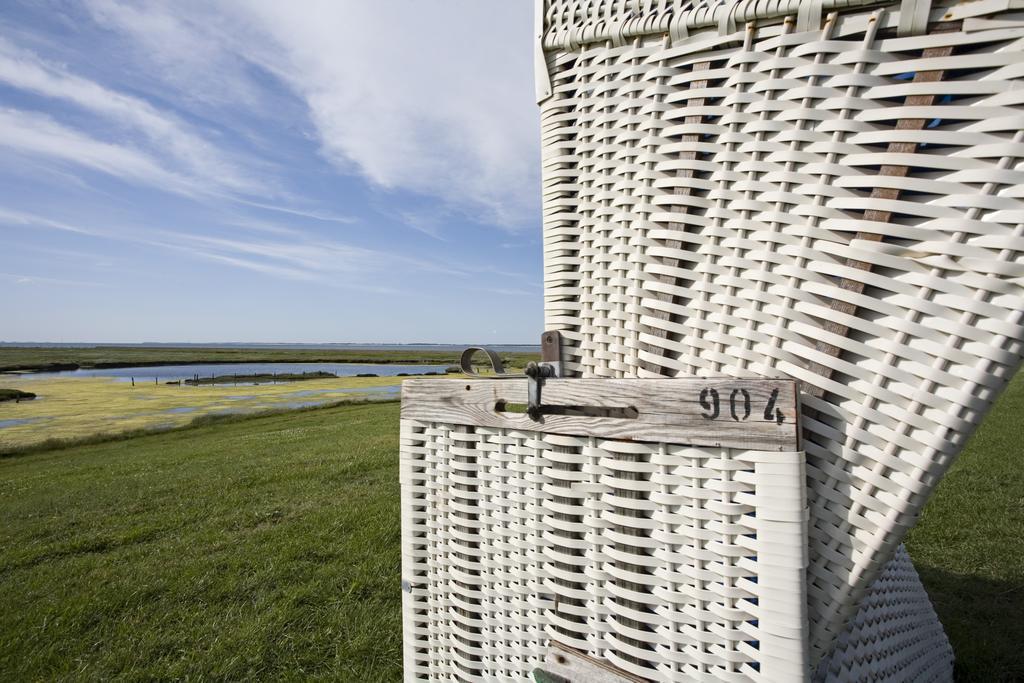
535 0 1024 677
399 0 1024 679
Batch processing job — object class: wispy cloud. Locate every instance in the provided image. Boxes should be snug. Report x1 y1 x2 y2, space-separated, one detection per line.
235 200 358 225
1 271 108 287
79 0 541 229
160 230 476 283
0 207 474 290
0 108 208 197
398 211 446 241
0 36 264 195
84 0 267 110
222 217 304 237
0 108 326 221
0 35 361 221
147 241 319 283
0 206 104 236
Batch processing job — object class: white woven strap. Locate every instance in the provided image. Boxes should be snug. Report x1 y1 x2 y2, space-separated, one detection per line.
797 0 825 33
535 0 946 101
898 0 934 35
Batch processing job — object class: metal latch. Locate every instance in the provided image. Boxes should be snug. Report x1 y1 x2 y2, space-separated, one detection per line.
460 330 563 421
525 331 562 420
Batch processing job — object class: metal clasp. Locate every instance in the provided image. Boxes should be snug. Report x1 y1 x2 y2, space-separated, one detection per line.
524 361 555 420
460 331 563 421
525 331 563 420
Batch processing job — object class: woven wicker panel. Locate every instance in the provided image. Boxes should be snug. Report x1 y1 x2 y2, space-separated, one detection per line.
815 544 953 682
538 0 1024 664
401 420 807 682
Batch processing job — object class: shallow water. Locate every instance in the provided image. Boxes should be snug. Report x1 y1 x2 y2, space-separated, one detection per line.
265 400 331 410
285 386 399 398
16 362 449 382
5 342 537 352
0 418 37 428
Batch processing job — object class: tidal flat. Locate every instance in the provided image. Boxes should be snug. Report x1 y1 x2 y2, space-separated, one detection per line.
0 375 411 452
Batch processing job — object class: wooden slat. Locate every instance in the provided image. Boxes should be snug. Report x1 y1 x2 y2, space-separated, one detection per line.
640 60 711 376
805 22 960 396
402 377 799 450
535 642 648 683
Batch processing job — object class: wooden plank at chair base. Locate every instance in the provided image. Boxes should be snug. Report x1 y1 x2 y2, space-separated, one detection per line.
534 642 648 683
402 377 799 450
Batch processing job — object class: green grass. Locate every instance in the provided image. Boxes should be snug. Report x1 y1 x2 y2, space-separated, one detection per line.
0 377 1020 680
905 371 1024 682
0 399 395 459
183 371 339 385
0 388 35 402
181 369 449 386
0 345 538 373
0 402 403 681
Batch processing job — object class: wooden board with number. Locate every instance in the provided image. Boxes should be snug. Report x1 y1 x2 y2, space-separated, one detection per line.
401 377 800 451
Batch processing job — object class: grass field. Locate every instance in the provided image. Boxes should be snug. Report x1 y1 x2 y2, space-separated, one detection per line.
0 403 403 680
904 370 1024 681
1 378 1021 680
0 346 538 373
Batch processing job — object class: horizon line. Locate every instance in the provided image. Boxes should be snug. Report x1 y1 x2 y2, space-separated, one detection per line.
0 341 541 347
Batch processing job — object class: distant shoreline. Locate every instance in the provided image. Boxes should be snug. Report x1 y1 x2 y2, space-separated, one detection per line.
0 342 540 350
0 345 540 375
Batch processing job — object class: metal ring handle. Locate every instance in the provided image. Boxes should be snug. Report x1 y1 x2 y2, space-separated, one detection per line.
459 347 523 378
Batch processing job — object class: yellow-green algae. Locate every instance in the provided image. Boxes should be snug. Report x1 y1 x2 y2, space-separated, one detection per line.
0 374 409 449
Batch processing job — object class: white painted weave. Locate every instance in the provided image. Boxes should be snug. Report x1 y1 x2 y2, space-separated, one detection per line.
538 0 1024 668
400 420 807 682
814 544 953 682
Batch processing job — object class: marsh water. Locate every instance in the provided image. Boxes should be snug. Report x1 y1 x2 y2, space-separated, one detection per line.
15 362 450 382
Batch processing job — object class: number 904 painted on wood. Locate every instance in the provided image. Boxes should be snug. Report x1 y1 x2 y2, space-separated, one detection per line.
402 377 800 451
699 387 786 424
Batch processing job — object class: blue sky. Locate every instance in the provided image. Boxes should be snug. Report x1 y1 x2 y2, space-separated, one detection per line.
0 1 542 344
